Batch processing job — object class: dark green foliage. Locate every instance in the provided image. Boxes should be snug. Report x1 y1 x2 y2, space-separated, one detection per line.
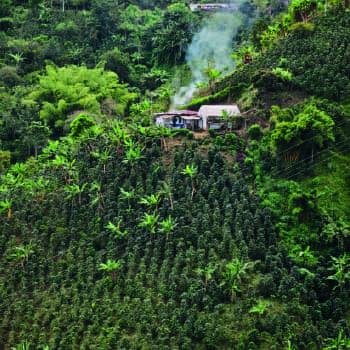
151 3 196 65
0 66 21 87
248 124 263 140
1 0 350 348
0 150 11 174
1 123 349 348
207 7 349 104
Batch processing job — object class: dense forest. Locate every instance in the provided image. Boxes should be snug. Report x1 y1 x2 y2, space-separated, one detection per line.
0 0 350 349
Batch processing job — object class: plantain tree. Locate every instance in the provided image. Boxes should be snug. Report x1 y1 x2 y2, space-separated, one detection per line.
99 259 122 281
159 215 177 240
139 192 162 211
138 212 159 237
181 164 198 200
221 258 254 302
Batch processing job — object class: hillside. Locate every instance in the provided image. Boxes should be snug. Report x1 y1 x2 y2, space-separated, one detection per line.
1 0 350 349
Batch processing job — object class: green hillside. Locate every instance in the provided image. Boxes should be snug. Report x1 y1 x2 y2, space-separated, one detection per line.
1 0 350 349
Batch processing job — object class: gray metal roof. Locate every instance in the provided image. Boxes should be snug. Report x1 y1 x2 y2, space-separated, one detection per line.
199 105 240 117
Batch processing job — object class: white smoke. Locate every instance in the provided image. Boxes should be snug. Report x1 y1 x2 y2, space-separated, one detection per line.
171 4 246 108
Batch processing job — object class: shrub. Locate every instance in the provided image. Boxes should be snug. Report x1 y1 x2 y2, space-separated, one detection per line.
290 22 315 35
248 124 263 140
224 132 238 146
252 69 293 92
214 136 225 147
208 129 216 138
0 66 21 87
70 114 96 137
271 67 293 81
171 128 192 137
0 150 11 174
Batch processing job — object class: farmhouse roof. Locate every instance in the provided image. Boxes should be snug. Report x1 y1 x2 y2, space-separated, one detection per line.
154 110 199 117
198 105 240 117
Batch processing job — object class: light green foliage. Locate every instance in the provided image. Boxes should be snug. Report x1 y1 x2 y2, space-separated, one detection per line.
324 329 350 350
138 212 159 235
290 21 315 34
204 65 221 92
249 300 270 315
272 67 293 81
6 241 34 267
0 200 12 218
159 215 177 240
222 258 254 301
0 150 11 174
327 253 350 290
99 259 122 280
270 102 334 154
139 192 162 210
106 220 128 239
195 263 217 287
11 340 31 350
289 245 319 267
181 164 197 178
260 22 283 49
29 65 133 134
70 114 96 137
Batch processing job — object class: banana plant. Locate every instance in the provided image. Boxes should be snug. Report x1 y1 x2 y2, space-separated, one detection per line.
119 188 135 212
324 329 350 350
249 300 270 316
123 145 142 164
221 258 254 302
51 154 67 169
109 121 127 146
159 215 177 240
42 140 59 156
327 254 350 291
106 220 128 239
11 339 30 350
195 263 217 287
64 183 87 205
0 200 12 219
89 181 104 209
91 149 112 174
99 259 122 280
10 163 26 183
9 52 24 70
7 241 34 268
139 192 162 211
138 212 159 236
161 181 174 210
66 159 77 184
181 164 198 200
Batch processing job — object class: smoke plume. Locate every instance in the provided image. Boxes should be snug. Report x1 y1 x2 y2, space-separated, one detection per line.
172 3 247 107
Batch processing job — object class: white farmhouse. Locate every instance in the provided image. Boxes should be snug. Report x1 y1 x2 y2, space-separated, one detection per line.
198 105 240 130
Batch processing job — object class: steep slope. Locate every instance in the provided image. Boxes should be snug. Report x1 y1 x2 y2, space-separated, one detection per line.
1 124 346 349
